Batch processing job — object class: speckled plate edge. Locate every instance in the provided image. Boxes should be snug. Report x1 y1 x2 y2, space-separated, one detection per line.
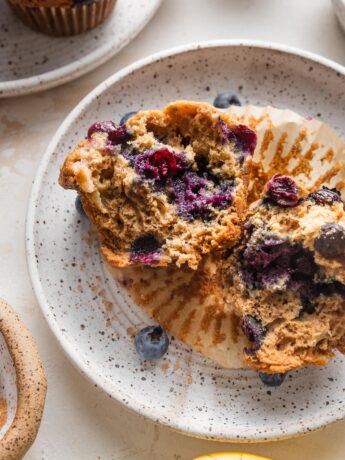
0 0 163 98
26 40 345 442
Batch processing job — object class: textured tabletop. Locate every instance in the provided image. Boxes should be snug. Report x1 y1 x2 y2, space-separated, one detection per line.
1 0 345 458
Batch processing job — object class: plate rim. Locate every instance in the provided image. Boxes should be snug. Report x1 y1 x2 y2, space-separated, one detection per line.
26 39 345 442
0 0 163 98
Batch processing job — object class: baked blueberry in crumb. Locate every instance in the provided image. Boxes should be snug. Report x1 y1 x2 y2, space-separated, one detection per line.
133 148 187 184
170 173 234 220
307 186 342 206
75 195 86 217
119 111 138 125
231 124 257 161
242 315 266 353
135 326 169 360
130 235 162 265
219 121 257 163
87 121 131 145
259 372 287 387
213 91 242 108
314 223 345 259
266 174 299 207
299 295 315 315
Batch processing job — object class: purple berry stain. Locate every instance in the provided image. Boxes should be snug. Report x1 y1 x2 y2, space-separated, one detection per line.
170 173 233 219
241 231 319 292
130 147 234 220
266 174 299 207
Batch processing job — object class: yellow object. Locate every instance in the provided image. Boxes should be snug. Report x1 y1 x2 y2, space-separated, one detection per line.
193 453 271 460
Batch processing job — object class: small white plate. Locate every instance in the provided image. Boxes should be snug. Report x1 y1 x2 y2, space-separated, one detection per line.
27 41 345 441
0 0 162 98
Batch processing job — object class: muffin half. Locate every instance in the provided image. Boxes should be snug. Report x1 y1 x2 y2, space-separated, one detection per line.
222 174 345 373
59 101 257 269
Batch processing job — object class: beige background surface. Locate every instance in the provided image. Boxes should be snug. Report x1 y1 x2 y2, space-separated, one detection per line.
1 0 345 458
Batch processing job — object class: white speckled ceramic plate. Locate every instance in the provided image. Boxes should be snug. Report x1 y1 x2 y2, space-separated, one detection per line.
0 0 162 98
27 41 345 441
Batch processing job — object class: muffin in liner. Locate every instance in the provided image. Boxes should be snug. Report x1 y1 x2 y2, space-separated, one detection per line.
6 0 117 36
109 105 345 369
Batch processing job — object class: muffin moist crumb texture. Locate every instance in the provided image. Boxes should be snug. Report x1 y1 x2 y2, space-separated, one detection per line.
223 175 345 373
59 101 256 269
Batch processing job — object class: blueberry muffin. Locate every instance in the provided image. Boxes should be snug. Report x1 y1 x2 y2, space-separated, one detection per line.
59 101 257 270
7 0 116 36
222 174 345 373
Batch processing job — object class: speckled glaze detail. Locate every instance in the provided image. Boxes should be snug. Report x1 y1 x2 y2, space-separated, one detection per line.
0 0 163 97
27 43 345 441
0 299 47 460
333 0 345 33
7 0 117 37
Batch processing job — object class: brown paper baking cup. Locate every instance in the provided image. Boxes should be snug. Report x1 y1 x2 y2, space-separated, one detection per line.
108 105 345 369
7 0 117 36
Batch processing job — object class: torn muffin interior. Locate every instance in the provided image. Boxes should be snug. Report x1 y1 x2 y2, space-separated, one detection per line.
59 101 256 269
223 175 345 373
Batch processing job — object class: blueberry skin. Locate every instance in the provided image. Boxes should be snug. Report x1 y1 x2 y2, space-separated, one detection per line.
259 372 287 387
75 195 86 217
135 326 169 360
213 91 241 109
119 111 138 125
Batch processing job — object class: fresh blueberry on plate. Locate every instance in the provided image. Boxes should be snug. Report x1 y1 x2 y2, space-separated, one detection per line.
135 326 169 360
213 91 241 108
75 195 86 217
258 372 287 387
120 111 138 125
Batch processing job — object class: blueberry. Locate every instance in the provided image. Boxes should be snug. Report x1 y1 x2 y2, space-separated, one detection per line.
258 372 287 387
171 172 233 220
266 174 299 207
299 295 315 315
218 120 257 163
130 235 162 265
307 186 342 206
213 91 242 108
134 148 186 183
75 195 86 217
119 111 138 125
135 326 169 360
87 121 131 145
242 315 266 353
314 223 345 259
